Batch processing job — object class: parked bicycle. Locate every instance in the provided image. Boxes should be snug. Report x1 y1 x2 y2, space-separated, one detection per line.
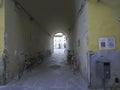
18 52 44 80
34 52 44 65
71 55 79 74
67 50 79 74
67 50 73 65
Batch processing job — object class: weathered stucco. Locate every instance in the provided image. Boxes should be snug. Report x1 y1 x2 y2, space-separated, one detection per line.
0 0 4 54
0 0 4 85
1 0 120 88
88 0 120 88
5 0 52 80
72 1 88 80
88 0 120 52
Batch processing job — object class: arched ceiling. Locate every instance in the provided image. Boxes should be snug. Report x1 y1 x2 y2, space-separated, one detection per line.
16 0 77 35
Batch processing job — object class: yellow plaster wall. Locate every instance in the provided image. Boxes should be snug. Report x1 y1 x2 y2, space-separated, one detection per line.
88 0 120 52
0 0 4 54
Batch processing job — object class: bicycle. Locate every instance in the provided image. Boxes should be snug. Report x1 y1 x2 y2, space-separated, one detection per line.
18 52 44 80
18 53 34 80
67 50 79 74
67 50 73 65
33 52 44 66
71 55 79 74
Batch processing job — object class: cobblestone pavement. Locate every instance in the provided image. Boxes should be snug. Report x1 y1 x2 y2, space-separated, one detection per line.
0 49 89 90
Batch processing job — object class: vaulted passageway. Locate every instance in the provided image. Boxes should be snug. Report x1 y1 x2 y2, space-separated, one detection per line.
1 0 120 89
1 0 88 87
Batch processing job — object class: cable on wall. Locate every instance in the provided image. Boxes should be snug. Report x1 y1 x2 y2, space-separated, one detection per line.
77 0 86 16
97 0 101 2
69 0 87 31
13 0 51 37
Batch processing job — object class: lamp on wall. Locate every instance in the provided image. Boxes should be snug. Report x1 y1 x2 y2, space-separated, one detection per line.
14 0 34 21
97 0 101 2
13 0 51 37
118 17 120 22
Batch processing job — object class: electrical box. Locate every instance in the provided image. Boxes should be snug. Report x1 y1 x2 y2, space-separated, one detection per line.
104 62 110 79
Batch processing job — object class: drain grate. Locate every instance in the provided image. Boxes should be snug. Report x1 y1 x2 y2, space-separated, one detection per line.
49 65 61 70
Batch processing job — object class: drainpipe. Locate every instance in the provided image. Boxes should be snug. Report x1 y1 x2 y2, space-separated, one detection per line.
88 51 95 88
3 57 6 85
13 0 51 37
2 52 7 85
2 48 9 85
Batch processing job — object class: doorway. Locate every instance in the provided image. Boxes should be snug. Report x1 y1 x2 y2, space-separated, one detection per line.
53 33 67 54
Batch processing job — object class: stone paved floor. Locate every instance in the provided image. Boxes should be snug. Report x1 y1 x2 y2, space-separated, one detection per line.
0 49 89 90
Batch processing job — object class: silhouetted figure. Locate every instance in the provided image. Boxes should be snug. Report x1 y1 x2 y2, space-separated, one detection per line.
58 43 61 49
64 43 66 48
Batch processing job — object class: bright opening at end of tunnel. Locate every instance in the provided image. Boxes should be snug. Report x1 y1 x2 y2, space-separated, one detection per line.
53 33 67 54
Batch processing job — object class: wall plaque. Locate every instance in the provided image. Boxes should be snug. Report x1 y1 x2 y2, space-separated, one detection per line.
99 37 115 50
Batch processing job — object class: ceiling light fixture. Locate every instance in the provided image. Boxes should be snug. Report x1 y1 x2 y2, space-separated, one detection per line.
97 0 101 2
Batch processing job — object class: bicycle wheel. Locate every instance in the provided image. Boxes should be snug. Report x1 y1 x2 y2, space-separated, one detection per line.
18 63 26 80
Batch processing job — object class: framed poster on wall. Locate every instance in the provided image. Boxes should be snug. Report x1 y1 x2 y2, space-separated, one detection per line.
99 37 115 50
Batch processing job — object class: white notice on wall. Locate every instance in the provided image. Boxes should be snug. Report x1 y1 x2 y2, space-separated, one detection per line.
99 37 115 50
